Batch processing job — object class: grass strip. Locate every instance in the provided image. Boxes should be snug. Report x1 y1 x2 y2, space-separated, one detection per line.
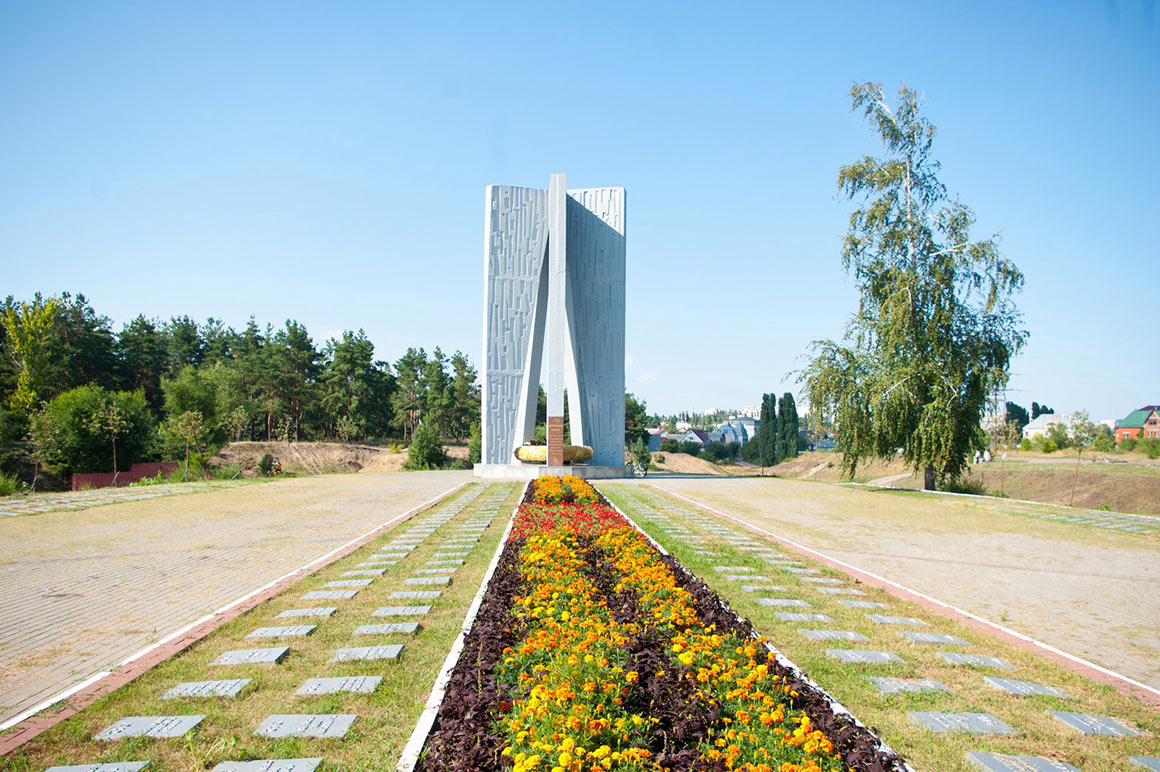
0 482 520 772
601 484 1160 772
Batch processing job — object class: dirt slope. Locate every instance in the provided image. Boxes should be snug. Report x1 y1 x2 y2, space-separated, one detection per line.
213 441 468 476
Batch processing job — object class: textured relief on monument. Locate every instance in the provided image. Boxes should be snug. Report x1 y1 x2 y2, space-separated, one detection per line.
478 175 626 476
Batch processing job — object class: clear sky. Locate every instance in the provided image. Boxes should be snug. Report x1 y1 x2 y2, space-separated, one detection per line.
1 1 1157 421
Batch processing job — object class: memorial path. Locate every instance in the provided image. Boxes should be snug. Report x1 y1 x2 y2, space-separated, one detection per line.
0 470 471 727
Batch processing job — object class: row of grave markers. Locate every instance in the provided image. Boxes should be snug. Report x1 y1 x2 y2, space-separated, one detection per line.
45 483 513 772
612 486 1158 772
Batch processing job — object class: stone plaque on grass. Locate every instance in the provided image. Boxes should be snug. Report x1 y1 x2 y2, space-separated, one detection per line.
276 607 336 619
296 676 381 696
46 764 150 772
966 752 1081 771
405 576 451 585
303 590 357 600
325 579 374 588
868 677 950 695
984 677 1070 698
390 590 441 599
713 566 754 572
162 678 251 699
373 605 432 617
210 759 322 772
741 584 786 592
434 551 470 558
826 649 903 664
780 567 821 574
425 559 464 566
95 715 207 740
343 569 386 577
757 598 811 607
213 647 290 666
358 560 397 567
247 625 316 639
253 714 356 738
775 612 833 622
938 652 1016 670
840 600 890 609
900 631 969 646
908 711 1016 735
818 587 865 595
800 629 869 642
866 614 928 626
802 577 844 585
414 567 457 575
330 644 404 662
1130 759 1160 771
1047 710 1145 736
354 621 420 635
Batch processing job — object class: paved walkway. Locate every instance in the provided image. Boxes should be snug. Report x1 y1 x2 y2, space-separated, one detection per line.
0 471 469 727
620 475 1160 691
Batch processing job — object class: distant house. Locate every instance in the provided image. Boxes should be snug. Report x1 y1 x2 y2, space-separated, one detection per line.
646 428 666 452
674 420 692 432
677 429 709 447
1115 406 1160 442
1022 413 1072 439
708 419 753 445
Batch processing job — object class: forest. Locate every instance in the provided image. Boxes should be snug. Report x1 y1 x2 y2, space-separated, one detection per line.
0 293 480 487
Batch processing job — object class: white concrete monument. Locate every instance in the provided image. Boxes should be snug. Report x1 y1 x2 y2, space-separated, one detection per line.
475 174 627 479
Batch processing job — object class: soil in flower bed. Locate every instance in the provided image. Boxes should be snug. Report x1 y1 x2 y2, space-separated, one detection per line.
415 478 906 772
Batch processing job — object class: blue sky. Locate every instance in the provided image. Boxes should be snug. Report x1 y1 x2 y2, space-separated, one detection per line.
1 1 1157 420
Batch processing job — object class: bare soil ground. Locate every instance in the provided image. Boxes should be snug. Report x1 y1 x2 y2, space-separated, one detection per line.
640 476 1160 691
212 441 468 476
651 452 758 476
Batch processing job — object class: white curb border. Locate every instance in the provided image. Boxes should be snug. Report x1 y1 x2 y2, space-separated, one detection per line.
396 481 527 772
651 483 1160 701
598 484 915 771
0 480 470 733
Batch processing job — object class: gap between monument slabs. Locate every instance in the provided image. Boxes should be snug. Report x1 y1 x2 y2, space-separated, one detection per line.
0 482 520 770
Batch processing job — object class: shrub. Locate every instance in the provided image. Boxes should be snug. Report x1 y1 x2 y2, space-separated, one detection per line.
1138 437 1160 460
654 453 665 464
259 453 276 476
39 385 153 475
660 439 679 453
679 441 702 455
1019 438 1032 450
944 475 986 495
0 473 24 497
1041 438 1058 453
404 420 446 470
1119 437 1137 452
467 422 481 465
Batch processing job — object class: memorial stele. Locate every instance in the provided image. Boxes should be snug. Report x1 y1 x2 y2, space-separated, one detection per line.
474 173 628 479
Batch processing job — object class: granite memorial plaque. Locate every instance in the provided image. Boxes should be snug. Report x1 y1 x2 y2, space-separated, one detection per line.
802 577 844 585
1048 711 1144 736
818 587 865 595
868 677 950 695
938 652 1016 670
908 711 1017 734
343 569 385 577
372 605 432 617
405 576 451 585
253 714 356 738
826 649 904 664
800 629 869 642
354 621 420 635
358 560 397 567
303 590 357 600
966 753 1081 771
1130 758 1160 771
276 607 336 619
984 677 1070 698
775 612 834 622
741 584 787 592
840 600 890 609
780 567 821 574
390 590 442 599
425 559 464 566
210 759 322 772
325 579 373 588
95 715 207 740
213 647 290 666
247 625 316 639
162 678 251 699
713 566 754 572
866 614 928 626
757 598 811 607
900 631 969 646
414 567 457 575
330 644 404 662
296 676 381 696
45 764 150 772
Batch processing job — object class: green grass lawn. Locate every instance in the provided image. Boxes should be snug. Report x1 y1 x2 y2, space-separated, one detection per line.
0 482 519 772
601 484 1160 772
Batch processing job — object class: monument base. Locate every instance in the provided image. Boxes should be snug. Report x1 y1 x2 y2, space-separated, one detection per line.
473 463 629 481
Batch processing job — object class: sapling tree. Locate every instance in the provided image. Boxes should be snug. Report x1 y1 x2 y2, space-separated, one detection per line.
804 82 1027 490
1068 410 1096 507
165 410 207 480
87 398 129 483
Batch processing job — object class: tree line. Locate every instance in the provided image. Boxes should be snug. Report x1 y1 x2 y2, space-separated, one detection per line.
0 293 480 484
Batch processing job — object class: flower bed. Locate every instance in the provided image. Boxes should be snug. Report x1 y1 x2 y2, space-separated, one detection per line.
416 478 905 772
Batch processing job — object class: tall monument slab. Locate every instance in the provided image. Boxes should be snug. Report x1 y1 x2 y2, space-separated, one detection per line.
477 174 627 479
